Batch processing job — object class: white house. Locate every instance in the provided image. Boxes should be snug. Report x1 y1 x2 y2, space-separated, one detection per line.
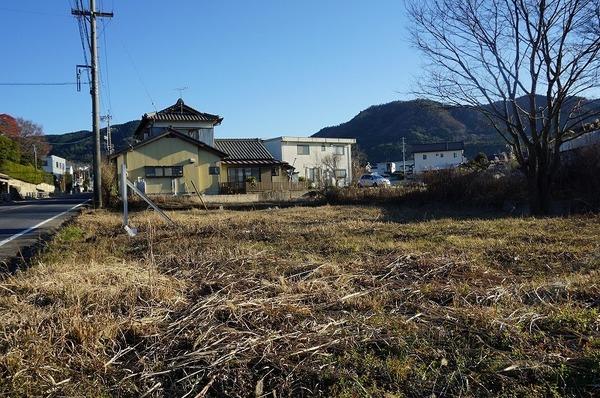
263 136 356 186
375 159 415 176
412 142 465 173
42 155 67 176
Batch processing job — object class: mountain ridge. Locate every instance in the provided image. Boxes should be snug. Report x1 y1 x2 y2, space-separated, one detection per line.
47 97 599 164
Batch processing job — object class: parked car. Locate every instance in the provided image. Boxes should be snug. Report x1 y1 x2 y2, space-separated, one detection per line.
358 174 391 187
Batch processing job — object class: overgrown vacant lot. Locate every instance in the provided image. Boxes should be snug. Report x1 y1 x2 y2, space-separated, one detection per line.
1 206 599 397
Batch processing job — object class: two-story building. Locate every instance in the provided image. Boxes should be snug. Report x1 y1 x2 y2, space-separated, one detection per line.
42 155 67 176
113 99 298 195
412 142 465 173
134 98 223 145
263 136 356 186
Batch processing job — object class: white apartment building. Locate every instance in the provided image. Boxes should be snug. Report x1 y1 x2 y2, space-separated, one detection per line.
42 155 67 176
412 142 465 173
263 136 356 186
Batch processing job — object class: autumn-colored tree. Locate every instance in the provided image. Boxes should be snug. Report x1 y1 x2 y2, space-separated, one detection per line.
15 118 51 166
0 114 19 138
0 114 51 167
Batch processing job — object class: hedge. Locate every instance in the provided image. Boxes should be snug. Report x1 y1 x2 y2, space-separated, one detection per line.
0 160 54 185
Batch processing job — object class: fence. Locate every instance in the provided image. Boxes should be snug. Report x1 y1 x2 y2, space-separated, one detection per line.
219 180 308 195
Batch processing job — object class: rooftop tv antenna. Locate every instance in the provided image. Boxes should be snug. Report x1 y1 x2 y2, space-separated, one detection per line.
174 86 189 99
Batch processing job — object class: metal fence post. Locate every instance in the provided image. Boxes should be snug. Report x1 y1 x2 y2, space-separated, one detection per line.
121 163 128 226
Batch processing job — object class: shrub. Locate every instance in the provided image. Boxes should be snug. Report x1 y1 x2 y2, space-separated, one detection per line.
0 160 53 185
422 168 526 206
0 135 21 163
554 145 600 210
324 168 527 208
100 161 119 207
323 184 424 205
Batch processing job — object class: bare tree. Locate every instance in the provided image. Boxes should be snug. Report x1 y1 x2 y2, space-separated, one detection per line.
408 0 600 214
320 154 343 188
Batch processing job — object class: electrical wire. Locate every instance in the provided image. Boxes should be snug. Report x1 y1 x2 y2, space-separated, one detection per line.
119 36 158 113
100 18 113 117
0 6 70 17
0 82 87 86
47 135 93 145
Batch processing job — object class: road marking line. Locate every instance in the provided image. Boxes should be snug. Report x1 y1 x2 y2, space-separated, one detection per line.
0 200 90 248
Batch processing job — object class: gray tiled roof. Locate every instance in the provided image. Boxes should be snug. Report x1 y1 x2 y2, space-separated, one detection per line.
215 138 276 160
412 141 464 153
145 98 222 123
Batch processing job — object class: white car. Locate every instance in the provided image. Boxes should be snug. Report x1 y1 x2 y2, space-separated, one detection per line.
358 174 391 187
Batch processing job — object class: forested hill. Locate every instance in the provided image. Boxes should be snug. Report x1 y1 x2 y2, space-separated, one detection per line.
49 97 599 164
312 99 507 162
46 120 139 164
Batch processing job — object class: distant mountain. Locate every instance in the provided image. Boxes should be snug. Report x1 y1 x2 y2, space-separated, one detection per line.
312 99 506 162
48 97 599 164
46 120 139 164
312 97 600 162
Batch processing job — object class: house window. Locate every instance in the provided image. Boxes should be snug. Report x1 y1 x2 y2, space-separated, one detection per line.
423 154 427 160
271 167 279 176
440 153 444 158
227 167 261 183
334 169 347 179
308 168 321 181
209 166 220 175
321 145 326 151
297 144 310 155
333 146 345 155
145 166 183 178
454 152 458 158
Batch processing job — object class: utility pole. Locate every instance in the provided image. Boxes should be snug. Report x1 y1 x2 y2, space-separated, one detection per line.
33 144 37 170
101 114 113 154
402 137 406 177
72 1 113 208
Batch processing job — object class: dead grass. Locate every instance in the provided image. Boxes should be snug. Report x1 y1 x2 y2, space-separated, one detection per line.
0 205 599 397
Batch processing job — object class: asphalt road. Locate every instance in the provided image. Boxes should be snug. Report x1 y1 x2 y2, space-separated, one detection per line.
0 194 92 268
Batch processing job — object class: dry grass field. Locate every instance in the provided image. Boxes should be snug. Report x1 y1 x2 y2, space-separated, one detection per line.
0 205 599 397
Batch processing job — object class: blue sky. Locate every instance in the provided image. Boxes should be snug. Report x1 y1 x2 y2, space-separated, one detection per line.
0 1 418 137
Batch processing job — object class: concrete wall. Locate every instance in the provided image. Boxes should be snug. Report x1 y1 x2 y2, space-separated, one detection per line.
413 150 464 173
7 178 55 198
116 136 222 195
202 190 306 204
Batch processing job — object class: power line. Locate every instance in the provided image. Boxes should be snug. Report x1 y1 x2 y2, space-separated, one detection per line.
0 82 88 86
0 6 71 17
119 36 158 112
48 136 93 145
100 17 113 115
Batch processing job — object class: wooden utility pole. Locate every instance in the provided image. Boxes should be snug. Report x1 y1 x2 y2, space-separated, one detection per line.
402 137 406 176
72 1 113 208
101 114 113 154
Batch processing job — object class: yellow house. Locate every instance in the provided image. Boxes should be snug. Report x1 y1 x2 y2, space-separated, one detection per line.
112 99 303 196
112 129 227 195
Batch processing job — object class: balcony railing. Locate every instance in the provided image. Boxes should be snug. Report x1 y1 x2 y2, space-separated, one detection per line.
219 181 308 195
